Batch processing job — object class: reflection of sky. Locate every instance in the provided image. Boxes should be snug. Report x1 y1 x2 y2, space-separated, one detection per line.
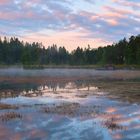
0 81 140 140
0 82 99 104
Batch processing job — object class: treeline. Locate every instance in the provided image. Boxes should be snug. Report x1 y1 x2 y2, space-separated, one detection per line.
0 35 140 65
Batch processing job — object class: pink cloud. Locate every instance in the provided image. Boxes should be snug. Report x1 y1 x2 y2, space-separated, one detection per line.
0 0 139 49
0 0 11 5
107 19 119 26
112 0 140 9
0 12 17 20
21 30 111 51
0 10 40 20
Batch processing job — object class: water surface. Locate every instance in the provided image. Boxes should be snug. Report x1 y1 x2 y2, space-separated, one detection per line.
0 79 140 140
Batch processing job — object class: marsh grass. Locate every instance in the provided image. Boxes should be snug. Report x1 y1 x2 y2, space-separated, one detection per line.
0 112 22 122
0 103 18 110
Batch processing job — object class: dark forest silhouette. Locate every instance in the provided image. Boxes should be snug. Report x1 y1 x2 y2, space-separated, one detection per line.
0 35 140 65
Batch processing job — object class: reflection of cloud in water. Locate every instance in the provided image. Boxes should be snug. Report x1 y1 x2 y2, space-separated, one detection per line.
0 81 101 105
0 125 11 139
0 80 140 140
45 117 112 140
0 81 99 101
106 107 117 113
113 133 123 140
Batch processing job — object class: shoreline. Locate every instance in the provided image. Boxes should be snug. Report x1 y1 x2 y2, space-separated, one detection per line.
0 64 140 70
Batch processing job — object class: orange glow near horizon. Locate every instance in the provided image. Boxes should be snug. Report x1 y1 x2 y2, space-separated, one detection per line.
20 31 111 51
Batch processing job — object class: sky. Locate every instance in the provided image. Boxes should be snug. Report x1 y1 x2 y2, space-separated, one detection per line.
0 0 140 51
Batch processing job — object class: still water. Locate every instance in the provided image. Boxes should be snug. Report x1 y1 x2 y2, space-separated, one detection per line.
0 80 140 140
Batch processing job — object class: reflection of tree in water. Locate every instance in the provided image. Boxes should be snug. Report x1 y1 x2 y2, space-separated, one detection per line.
0 80 96 98
0 82 41 99
74 80 94 91
0 82 38 91
46 82 67 92
46 82 57 92
0 91 19 99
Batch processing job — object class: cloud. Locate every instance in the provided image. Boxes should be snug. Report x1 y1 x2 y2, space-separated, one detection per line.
22 30 109 51
0 0 139 49
0 0 11 5
112 0 140 9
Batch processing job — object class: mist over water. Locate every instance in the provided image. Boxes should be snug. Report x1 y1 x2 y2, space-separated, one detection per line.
0 68 140 80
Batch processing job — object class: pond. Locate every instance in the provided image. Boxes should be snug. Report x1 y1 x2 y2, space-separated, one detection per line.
0 76 140 140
